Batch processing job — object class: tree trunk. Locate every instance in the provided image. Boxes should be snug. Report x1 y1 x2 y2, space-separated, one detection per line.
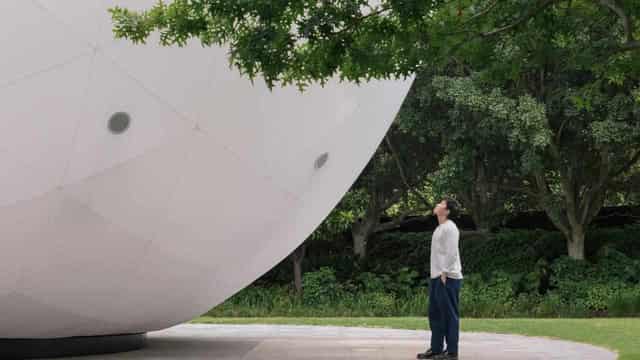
567 226 586 260
473 215 491 234
463 192 491 233
353 231 367 259
465 181 493 234
352 215 378 260
534 164 590 261
290 242 307 294
351 187 386 260
465 150 498 233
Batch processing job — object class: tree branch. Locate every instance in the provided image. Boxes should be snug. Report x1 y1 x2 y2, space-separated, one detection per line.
579 147 611 224
582 187 608 225
373 209 430 233
464 0 500 24
595 0 634 42
611 149 640 178
534 169 572 236
502 183 540 198
556 117 570 144
384 134 433 210
333 6 391 36
481 0 559 37
379 189 405 211
451 56 474 75
437 1 559 66
593 0 640 53
617 40 640 52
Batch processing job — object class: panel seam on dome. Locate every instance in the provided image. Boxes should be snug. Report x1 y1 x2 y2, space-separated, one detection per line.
31 0 99 51
59 49 100 190
95 50 302 202
0 52 93 91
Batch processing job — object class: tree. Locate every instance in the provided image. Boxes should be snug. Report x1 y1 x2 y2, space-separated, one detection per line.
605 163 640 206
110 1 640 89
288 200 355 294
399 70 530 233
112 1 640 259
431 71 639 260
347 117 439 260
289 242 307 295
110 0 432 89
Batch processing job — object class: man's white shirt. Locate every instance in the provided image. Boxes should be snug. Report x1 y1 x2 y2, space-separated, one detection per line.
430 219 463 279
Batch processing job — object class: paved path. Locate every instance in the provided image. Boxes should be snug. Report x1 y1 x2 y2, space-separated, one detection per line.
61 324 617 360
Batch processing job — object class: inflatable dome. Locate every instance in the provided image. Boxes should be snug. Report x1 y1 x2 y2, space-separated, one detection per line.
0 0 411 341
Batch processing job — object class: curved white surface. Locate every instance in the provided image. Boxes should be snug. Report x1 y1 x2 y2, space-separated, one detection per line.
0 1 411 338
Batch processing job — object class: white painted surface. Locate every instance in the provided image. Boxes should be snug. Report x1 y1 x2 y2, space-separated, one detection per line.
0 1 411 338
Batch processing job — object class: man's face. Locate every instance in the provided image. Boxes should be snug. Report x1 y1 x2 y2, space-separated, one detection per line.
433 200 449 217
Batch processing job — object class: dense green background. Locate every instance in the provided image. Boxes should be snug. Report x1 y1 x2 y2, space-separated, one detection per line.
208 225 640 318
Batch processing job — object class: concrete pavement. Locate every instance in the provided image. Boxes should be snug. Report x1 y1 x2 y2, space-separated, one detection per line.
58 324 617 359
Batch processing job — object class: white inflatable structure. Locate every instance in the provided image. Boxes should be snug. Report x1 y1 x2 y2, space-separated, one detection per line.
0 0 411 339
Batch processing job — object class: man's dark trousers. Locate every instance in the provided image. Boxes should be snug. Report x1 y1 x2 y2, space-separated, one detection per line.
428 277 462 354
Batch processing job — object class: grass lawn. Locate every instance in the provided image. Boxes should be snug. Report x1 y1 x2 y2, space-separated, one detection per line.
191 317 640 360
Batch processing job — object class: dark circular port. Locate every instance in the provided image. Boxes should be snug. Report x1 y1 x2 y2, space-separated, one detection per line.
108 112 131 134
315 152 329 170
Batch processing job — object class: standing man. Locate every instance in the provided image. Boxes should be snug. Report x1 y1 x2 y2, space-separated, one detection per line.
417 198 463 360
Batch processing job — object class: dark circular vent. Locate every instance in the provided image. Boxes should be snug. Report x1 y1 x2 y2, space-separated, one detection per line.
314 152 329 170
108 112 131 134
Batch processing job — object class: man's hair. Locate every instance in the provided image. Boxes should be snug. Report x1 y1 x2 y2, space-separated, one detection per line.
444 198 460 219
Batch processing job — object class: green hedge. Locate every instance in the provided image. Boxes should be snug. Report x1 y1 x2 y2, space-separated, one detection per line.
213 226 640 318
366 224 640 280
209 259 640 318
207 276 640 318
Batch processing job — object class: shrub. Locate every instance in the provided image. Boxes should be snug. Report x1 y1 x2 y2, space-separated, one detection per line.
354 267 419 297
209 226 640 318
585 283 621 313
355 272 387 293
534 292 564 317
511 258 549 295
302 267 342 305
587 224 640 259
396 287 429 316
389 267 420 298
356 292 396 316
461 230 549 275
460 271 515 317
595 247 640 283
549 250 640 314
206 285 298 317
608 286 640 317
367 232 430 277
260 225 640 288
549 256 598 302
512 293 542 317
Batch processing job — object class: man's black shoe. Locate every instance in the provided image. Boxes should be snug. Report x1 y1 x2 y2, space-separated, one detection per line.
416 348 443 359
435 352 458 360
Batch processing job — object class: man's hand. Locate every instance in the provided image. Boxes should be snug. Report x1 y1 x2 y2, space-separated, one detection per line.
440 273 447 285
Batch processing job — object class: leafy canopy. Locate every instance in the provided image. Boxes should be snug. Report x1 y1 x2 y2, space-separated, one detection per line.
111 1 640 89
